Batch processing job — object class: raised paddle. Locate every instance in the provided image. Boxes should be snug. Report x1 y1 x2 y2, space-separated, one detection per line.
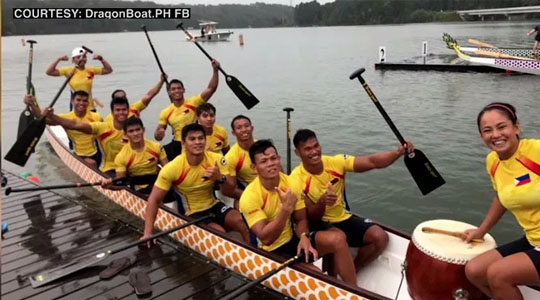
4 177 130 195
176 22 259 110
422 227 485 243
18 40 38 139
283 107 294 174
219 253 304 300
349 68 445 195
29 214 214 288
4 46 93 167
141 24 169 87
467 39 496 49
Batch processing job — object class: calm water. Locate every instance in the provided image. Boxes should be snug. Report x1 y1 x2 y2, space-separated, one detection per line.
2 22 539 244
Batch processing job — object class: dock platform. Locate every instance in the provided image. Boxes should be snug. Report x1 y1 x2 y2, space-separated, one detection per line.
375 53 509 73
1 170 286 300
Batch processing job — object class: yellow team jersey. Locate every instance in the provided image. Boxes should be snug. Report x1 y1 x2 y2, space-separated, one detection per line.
290 154 355 224
239 173 305 251
487 139 540 245
205 124 229 153
158 95 204 141
225 143 257 184
58 66 103 111
154 151 228 215
58 110 102 156
104 99 147 123
114 139 166 189
90 122 127 172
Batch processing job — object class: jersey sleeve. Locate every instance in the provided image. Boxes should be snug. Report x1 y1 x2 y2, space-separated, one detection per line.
89 66 103 75
154 163 175 191
114 148 128 173
58 66 74 76
131 99 147 116
486 152 498 191
239 189 266 228
191 94 205 106
211 153 230 176
224 151 237 177
333 154 355 173
89 122 108 135
93 112 103 122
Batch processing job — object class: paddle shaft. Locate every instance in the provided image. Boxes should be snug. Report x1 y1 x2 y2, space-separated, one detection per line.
27 40 36 95
141 25 169 86
110 214 213 254
352 73 406 145
4 177 128 195
422 227 484 243
177 23 230 77
468 39 495 49
283 107 294 174
220 254 301 300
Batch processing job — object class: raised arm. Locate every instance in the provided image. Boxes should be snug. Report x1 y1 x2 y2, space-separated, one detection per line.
45 55 69 76
352 141 413 173
93 54 113 75
200 59 220 101
141 74 167 107
45 109 92 133
528 28 537 36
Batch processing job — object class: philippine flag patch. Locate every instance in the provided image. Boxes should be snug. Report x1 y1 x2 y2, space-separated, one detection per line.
515 174 531 187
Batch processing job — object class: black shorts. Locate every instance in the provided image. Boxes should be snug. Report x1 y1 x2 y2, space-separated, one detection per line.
535 33 540 42
271 234 317 263
163 140 182 161
496 236 540 278
331 215 375 247
188 202 233 227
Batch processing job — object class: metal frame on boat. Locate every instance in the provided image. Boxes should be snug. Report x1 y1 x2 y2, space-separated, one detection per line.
45 125 540 299
443 33 540 75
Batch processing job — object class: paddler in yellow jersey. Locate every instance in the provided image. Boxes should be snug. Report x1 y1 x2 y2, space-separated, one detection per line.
46 47 112 112
44 97 129 176
195 103 230 155
143 123 250 245
290 129 412 274
24 90 102 169
154 59 219 161
221 115 258 208
239 139 358 286
104 74 167 123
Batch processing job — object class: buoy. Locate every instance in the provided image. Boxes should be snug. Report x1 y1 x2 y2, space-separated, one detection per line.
20 171 32 178
27 176 40 183
239 34 244 46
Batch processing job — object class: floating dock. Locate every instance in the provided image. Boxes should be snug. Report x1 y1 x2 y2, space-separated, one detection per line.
375 53 510 73
1 170 286 300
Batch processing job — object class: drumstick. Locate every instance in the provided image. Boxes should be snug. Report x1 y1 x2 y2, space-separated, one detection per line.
422 227 485 243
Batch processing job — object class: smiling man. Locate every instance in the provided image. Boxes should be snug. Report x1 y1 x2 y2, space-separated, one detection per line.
154 59 220 161
196 103 230 155
143 123 250 243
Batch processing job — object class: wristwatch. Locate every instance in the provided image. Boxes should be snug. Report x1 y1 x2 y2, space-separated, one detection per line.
217 175 227 184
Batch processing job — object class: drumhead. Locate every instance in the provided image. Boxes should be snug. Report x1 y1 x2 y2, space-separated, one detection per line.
411 219 497 265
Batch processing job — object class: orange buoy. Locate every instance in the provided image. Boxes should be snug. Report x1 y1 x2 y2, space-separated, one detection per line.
239 34 244 46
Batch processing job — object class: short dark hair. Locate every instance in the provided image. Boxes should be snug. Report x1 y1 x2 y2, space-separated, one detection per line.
182 123 206 141
72 90 89 99
477 102 518 132
230 115 251 130
123 116 144 132
110 97 129 111
249 139 278 163
111 89 126 99
293 129 317 149
196 103 216 116
167 79 184 90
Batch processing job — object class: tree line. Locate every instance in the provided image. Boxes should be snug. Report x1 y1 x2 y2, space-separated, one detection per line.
3 0 540 36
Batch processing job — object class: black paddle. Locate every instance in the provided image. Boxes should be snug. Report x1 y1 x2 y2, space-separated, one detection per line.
349 68 445 195
18 40 38 139
176 23 259 110
141 25 169 87
283 107 294 174
29 214 214 288
4 177 130 195
218 253 304 300
4 46 93 167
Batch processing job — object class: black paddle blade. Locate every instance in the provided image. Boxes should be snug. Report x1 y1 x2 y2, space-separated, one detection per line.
17 107 35 139
5 118 46 167
404 149 445 195
225 75 259 110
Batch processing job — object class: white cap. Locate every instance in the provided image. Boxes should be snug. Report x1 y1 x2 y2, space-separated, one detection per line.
71 47 85 58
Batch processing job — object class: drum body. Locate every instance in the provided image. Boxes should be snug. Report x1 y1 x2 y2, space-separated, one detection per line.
405 219 496 300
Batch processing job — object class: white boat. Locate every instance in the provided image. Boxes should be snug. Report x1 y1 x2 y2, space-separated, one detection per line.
443 33 540 75
187 21 233 42
45 125 540 299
